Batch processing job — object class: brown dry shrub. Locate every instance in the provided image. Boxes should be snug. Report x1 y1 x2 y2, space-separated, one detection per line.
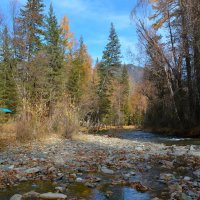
15 121 35 142
15 96 80 142
48 98 79 138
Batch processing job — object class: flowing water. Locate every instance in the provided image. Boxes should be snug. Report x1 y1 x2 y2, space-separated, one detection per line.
117 130 200 146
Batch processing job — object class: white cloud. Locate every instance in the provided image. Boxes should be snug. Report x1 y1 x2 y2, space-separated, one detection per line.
53 0 132 30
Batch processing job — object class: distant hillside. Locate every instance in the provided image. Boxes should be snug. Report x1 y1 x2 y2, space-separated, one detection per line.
125 64 144 84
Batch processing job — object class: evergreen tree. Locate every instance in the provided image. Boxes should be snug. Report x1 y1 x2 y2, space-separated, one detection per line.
16 0 45 61
120 65 130 124
0 26 17 113
97 23 122 124
101 23 121 77
45 3 64 100
67 37 91 104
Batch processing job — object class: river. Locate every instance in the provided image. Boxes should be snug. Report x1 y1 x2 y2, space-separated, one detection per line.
115 130 200 146
0 130 199 200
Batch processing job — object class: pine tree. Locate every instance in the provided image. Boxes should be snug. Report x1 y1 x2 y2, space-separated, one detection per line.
16 0 45 61
0 26 17 114
45 3 64 100
97 23 122 124
101 23 121 77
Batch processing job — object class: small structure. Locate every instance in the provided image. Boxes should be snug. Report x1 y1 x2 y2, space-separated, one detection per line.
0 108 13 113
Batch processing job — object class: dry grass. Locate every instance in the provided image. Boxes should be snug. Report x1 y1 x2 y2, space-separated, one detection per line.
0 120 65 151
0 122 17 151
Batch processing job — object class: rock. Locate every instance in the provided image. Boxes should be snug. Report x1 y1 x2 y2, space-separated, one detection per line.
48 166 56 173
183 176 191 181
192 181 198 187
170 192 192 200
123 173 131 180
130 171 136 176
173 146 188 156
19 177 28 182
193 169 200 178
69 173 77 179
24 167 41 174
0 159 6 164
54 157 65 167
189 145 195 151
126 182 148 192
55 186 65 193
22 191 40 200
8 165 15 170
160 160 173 168
187 190 195 197
10 194 22 200
94 177 101 182
144 154 150 160
135 146 143 151
160 173 174 182
101 166 114 174
146 165 152 170
76 177 84 183
105 191 113 198
85 182 96 188
169 183 182 193
40 192 67 199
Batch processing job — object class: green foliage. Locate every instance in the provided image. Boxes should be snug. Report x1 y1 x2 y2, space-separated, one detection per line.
16 0 45 61
120 66 130 124
97 23 128 125
0 0 132 131
101 23 122 77
45 3 64 100
0 26 18 115
67 37 91 104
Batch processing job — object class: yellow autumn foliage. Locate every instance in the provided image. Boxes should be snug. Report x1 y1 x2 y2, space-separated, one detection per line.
61 15 74 50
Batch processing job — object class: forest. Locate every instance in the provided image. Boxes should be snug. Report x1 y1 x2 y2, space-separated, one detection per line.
0 0 147 140
0 1 200 200
0 0 200 139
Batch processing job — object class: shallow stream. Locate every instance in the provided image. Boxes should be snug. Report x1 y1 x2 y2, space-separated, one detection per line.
0 130 199 200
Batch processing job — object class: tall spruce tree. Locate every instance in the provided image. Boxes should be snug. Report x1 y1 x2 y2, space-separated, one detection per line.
16 0 45 61
101 23 121 77
45 3 64 100
97 23 122 124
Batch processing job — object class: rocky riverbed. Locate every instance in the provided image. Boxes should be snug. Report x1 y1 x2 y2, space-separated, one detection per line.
0 132 200 200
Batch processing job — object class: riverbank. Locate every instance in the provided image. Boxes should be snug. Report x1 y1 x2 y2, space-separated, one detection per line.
144 127 200 138
0 132 200 199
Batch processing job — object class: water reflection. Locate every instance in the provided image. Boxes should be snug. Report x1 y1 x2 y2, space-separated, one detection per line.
0 181 152 200
118 131 200 146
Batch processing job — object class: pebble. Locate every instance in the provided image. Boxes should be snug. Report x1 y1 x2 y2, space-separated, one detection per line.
24 167 41 174
183 176 191 181
193 169 200 178
0 133 199 199
39 192 67 199
10 194 22 200
101 166 114 174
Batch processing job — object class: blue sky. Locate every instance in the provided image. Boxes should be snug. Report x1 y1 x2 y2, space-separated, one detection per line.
1 0 138 64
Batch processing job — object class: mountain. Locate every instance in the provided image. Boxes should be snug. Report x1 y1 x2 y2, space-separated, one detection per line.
125 64 144 84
